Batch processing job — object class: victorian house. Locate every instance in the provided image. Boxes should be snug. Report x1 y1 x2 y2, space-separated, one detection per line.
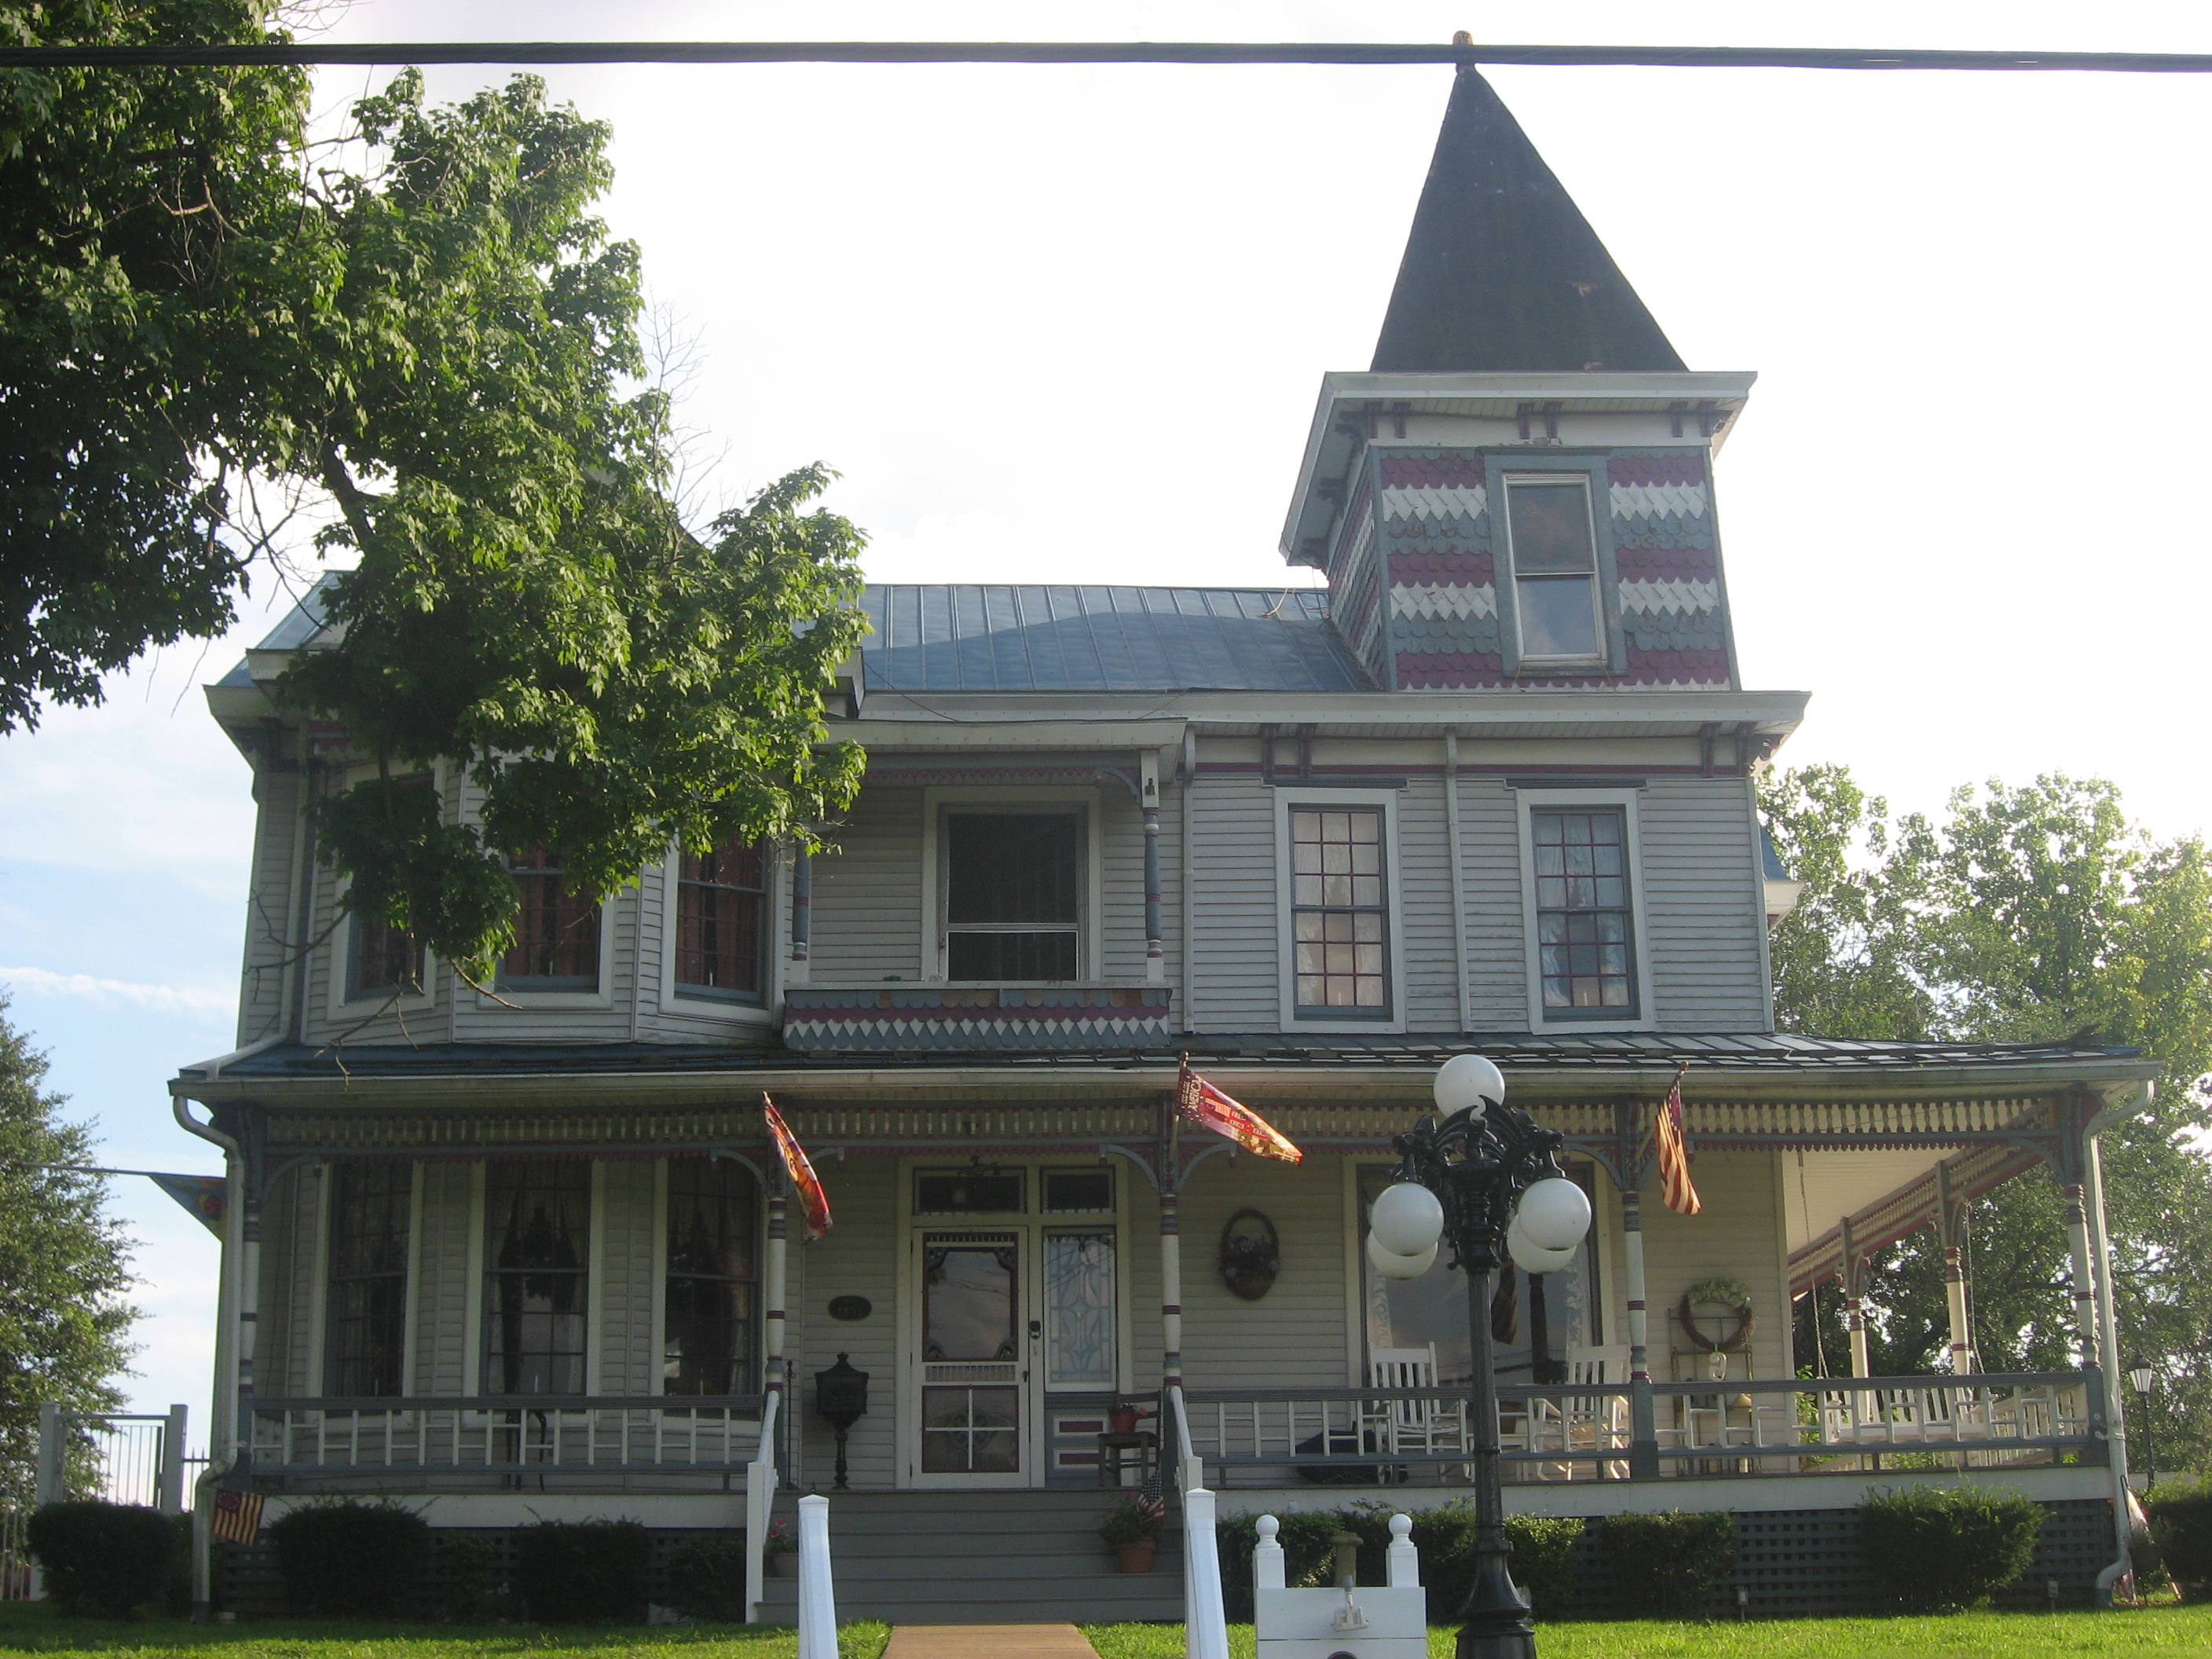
175 65 2152 1622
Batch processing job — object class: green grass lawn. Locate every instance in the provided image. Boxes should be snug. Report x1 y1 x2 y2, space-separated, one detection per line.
5 1602 2210 1659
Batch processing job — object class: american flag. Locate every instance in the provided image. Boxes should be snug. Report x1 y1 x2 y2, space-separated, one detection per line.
211 1486 265 1547
763 1093 834 1240
1136 1481 1166 1525
1177 1061 1302 1163
1652 1064 1701 1217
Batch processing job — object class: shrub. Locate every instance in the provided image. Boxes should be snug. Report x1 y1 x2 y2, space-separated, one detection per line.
434 1533 502 1624
263 1499 430 1618
1859 1485 2042 1612
511 1518 650 1624
1503 1514 1585 1619
2148 1477 2212 1602
663 1533 749 1623
27 1500 176 1618
1599 1511 1735 1617
163 1512 196 1617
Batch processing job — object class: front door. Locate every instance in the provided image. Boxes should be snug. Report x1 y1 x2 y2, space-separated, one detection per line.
915 1230 1029 1486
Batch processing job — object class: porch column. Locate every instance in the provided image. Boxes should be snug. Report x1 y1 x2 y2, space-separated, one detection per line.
1141 753 1164 983
1938 1163 1973 1375
765 1186 789 1407
1841 1218 1870 1380
1621 1187 1650 1382
1160 1188 1183 1392
2062 1178 2099 1369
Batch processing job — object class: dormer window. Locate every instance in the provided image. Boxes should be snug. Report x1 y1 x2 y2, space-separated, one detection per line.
1502 475 1604 664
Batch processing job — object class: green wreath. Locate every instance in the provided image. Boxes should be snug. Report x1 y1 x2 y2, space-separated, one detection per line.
1675 1277 1756 1353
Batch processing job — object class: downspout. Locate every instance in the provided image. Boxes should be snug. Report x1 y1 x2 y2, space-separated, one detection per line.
2086 1082 2154 1607
173 1097 244 1623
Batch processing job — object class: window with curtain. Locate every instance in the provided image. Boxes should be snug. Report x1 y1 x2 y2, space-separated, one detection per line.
662 1160 758 1395
1532 808 1638 1015
485 1161 591 1395
1291 807 1390 1015
326 1163 411 1397
500 848 600 989
675 840 767 1001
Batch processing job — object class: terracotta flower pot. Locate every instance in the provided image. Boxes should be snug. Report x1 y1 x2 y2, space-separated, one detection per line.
1114 1537 1157 1574
1109 1406 1141 1434
767 1551 793 1578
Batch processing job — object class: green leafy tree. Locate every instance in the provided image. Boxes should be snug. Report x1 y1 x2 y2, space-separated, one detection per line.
4 12 871 973
0 997 138 1507
1763 767 2212 1469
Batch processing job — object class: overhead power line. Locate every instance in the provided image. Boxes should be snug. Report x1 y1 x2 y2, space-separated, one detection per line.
5 41 2212 72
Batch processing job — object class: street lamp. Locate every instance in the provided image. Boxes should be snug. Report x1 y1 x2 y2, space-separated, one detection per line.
2128 1363 2156 1489
1368 1053 1592 1659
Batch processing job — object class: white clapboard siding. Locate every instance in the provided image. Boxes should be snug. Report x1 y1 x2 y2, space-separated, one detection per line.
1635 1150 1791 1380
793 1157 897 1489
1097 783 1152 983
1177 1153 1350 1388
1455 777 1531 1030
595 1162 657 1395
1395 778 1460 1030
808 786 924 983
1185 778 1280 1030
233 769 309 1046
1639 778 1769 1031
412 1161 476 1395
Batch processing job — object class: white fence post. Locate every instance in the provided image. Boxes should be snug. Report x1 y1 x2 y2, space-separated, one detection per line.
796 1493 836 1659
158 1405 189 1517
34 1405 63 1508
1386 1513 1420 1588
1181 1488 1229 1659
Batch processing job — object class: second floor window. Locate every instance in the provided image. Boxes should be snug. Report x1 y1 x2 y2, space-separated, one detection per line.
485 1160 590 1395
350 913 422 1002
1533 808 1638 1014
1291 807 1390 1014
676 840 767 1001
943 811 1081 980
326 1162 411 1397
1503 476 1603 664
502 848 600 990
663 1160 757 1396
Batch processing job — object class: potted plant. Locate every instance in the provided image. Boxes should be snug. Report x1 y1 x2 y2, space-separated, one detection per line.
1100 1496 1163 1573
1108 1401 1155 1435
763 1517 799 1577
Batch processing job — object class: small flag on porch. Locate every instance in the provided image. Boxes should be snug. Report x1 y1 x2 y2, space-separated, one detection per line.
210 1486 265 1547
762 1093 834 1240
1653 1065 1701 1217
148 1172 227 1236
1176 1061 1302 1163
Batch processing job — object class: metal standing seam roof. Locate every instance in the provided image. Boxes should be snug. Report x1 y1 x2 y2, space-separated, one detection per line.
858 585 1373 694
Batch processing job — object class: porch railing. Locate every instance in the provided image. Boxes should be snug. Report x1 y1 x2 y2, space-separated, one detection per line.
1181 1371 2100 1487
248 1396 767 1474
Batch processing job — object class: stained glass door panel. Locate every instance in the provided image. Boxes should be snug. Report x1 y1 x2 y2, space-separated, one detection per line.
1043 1232 1115 1390
918 1232 1025 1479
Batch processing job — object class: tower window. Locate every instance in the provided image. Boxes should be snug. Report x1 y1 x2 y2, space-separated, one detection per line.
1503 477 1604 664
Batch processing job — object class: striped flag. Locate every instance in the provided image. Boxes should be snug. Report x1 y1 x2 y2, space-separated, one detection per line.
1176 1061 1302 1163
1651 1064 1701 1216
762 1093 834 1240
210 1485 265 1547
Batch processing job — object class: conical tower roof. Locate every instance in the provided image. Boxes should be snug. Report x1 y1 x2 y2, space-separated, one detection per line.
1371 68 1684 374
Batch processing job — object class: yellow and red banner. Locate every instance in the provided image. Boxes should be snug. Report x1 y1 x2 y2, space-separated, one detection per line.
763 1093 834 1240
1177 1062 1302 1163
1652 1065 1701 1217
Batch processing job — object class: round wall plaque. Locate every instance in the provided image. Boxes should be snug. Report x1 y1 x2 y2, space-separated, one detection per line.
828 1295 873 1322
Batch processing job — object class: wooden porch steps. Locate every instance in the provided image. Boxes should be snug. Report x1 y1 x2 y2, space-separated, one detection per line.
756 1489 1184 1625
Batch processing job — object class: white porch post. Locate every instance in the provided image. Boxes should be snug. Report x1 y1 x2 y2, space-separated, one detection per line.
1160 1094 1183 1398
1938 1163 1973 1375
764 1185 789 1419
2062 1178 2099 1369
1841 1218 1870 1381
1621 1187 1649 1382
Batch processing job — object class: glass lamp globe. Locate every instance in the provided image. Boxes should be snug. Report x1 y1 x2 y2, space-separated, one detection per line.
1434 1053 1504 1118
1366 1231 1437 1281
2130 1366 2155 1396
1506 1213 1577 1275
1369 1181 1445 1256
1515 1177 1592 1252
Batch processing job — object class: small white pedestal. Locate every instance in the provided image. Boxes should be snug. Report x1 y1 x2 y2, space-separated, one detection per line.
1253 1513 1428 1659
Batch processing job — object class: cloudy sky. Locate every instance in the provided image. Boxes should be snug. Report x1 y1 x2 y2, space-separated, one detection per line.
5 1 2210 1422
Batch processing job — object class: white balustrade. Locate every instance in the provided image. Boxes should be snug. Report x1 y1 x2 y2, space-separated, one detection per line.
1181 1487 1229 1659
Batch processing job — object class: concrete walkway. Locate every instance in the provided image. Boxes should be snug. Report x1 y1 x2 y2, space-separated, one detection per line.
881 1624 1102 1659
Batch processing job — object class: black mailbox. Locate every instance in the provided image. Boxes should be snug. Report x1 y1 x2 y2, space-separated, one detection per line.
814 1353 869 1489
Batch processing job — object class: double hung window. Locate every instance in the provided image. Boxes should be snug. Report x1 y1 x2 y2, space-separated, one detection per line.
500 848 600 990
1503 476 1604 665
675 840 767 1001
943 811 1082 981
485 1161 591 1395
349 914 422 1002
1291 808 1390 1014
662 1160 757 1395
1532 809 1638 1014
325 1163 411 1397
